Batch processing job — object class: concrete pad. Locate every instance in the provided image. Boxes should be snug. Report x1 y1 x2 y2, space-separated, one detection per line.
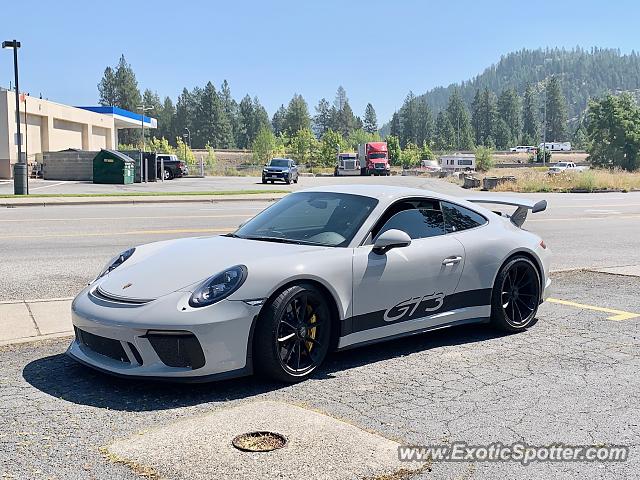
0 302 38 341
590 265 640 277
26 299 72 335
107 400 423 480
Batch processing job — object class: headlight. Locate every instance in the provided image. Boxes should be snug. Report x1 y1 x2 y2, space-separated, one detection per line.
189 265 247 308
96 248 135 280
263 168 268 172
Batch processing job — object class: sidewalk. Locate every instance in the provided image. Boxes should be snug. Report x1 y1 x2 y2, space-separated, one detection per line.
0 298 73 346
0 193 287 208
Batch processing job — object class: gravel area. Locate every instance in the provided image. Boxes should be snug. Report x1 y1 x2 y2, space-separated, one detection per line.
1 271 638 479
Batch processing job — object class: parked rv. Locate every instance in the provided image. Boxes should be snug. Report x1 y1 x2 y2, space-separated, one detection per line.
439 154 476 172
539 142 572 152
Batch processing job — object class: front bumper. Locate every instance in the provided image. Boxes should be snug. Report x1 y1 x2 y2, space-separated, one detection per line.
66 286 262 380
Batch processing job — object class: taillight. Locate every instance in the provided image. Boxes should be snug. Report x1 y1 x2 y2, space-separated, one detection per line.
540 240 547 249
178 162 185 168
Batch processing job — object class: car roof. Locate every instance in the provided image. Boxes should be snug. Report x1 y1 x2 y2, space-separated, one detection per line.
297 184 466 207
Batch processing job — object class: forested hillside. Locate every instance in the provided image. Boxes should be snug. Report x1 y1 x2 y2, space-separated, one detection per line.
383 48 640 147
420 48 639 120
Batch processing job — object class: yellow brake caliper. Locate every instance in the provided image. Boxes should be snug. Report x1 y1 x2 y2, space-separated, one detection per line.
306 306 317 353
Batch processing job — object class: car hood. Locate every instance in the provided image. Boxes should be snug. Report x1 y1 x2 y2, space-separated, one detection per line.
97 235 326 300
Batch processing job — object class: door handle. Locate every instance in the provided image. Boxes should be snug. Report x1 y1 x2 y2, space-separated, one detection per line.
442 256 463 266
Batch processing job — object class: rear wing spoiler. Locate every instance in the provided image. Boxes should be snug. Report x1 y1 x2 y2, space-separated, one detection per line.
466 196 547 227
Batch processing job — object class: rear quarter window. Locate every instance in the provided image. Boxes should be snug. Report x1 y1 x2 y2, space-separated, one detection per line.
442 202 487 233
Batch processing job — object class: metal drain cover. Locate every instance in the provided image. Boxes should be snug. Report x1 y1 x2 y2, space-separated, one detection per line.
232 431 287 452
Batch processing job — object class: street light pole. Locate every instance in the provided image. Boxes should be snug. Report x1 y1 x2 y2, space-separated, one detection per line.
3 39 27 195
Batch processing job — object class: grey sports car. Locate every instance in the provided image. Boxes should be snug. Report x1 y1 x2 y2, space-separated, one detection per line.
67 185 551 382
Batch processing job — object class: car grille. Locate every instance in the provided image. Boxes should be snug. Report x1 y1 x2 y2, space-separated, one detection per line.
75 327 129 363
265 170 283 176
374 163 385 169
145 331 205 370
343 160 356 169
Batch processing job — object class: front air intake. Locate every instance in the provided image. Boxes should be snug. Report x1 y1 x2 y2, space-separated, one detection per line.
145 331 205 370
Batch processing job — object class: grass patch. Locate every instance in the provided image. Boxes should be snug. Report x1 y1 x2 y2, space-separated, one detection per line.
465 168 640 193
0 190 288 199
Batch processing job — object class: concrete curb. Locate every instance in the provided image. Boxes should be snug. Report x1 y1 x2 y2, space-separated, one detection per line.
0 194 287 208
0 298 73 346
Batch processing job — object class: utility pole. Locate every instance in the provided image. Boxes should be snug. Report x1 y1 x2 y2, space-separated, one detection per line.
542 80 547 167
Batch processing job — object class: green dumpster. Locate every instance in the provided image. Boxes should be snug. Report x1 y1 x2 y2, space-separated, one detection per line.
93 150 136 184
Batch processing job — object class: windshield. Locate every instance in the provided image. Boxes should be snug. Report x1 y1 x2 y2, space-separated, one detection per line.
369 153 387 159
234 192 378 247
557 163 569 167
268 159 290 168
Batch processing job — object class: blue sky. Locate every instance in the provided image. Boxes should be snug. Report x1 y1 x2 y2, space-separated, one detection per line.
1 0 638 124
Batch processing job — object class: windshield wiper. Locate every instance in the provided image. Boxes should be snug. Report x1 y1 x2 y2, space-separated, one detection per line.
225 233 242 238
242 235 325 246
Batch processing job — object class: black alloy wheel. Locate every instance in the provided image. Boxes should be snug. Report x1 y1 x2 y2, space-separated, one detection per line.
491 256 541 331
254 284 331 382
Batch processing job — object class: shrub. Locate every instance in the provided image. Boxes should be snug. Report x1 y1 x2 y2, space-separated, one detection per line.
474 146 494 172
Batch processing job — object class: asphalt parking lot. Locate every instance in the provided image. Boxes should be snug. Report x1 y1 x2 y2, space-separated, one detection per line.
1 269 638 479
1 177 639 479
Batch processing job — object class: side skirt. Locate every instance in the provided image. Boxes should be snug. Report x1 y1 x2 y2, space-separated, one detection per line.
336 316 490 352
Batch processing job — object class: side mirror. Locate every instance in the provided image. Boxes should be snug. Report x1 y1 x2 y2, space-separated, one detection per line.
372 229 411 254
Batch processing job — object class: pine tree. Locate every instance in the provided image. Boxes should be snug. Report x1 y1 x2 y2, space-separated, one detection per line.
283 94 311 136
237 95 254 149
98 67 117 106
113 55 141 111
331 87 358 137
196 82 233 149
545 76 568 141
363 103 378 134
313 98 333 137
219 80 238 147
272 105 287 136
156 96 175 144
399 91 418 147
389 112 401 138
521 84 539 145
497 88 521 148
416 99 434 147
434 111 455 150
446 89 474 149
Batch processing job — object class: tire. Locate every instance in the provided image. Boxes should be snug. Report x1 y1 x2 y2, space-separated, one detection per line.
490 256 541 332
254 284 332 383
285 177 291 185
293 177 298 184
163 168 173 180
262 178 267 184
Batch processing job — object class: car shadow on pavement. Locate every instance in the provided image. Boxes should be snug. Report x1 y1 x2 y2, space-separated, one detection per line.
22 323 511 412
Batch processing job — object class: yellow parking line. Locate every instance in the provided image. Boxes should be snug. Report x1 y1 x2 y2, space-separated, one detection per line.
0 228 234 240
547 298 639 321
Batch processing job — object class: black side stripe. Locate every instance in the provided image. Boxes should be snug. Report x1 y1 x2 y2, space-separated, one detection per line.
341 288 492 336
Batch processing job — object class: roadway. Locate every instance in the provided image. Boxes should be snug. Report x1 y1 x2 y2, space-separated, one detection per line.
1 178 639 301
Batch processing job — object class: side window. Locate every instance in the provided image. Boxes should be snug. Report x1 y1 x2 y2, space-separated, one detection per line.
442 202 487 233
377 208 445 240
